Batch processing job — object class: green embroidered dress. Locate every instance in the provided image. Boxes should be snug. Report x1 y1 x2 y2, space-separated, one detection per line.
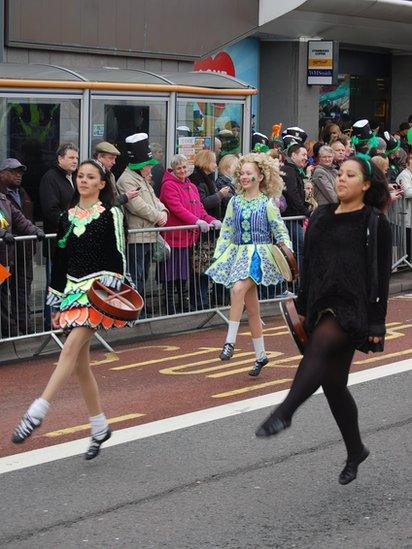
46 202 131 330
206 194 292 288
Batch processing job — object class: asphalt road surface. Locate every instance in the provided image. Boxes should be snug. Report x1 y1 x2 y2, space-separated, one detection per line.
0 296 411 548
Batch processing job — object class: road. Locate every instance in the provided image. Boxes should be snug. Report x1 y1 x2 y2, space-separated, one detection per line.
0 296 411 547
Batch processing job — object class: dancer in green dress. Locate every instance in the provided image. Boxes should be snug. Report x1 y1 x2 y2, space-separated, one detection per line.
206 153 292 376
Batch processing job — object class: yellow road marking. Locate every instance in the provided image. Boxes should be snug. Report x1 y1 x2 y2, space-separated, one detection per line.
212 378 292 398
43 413 145 438
239 325 287 336
208 353 299 378
111 347 221 371
159 352 258 375
354 348 412 365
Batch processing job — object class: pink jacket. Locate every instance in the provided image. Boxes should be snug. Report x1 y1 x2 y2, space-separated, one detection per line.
160 170 215 248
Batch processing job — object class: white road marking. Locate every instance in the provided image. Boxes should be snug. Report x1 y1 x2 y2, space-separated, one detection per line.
1 359 411 476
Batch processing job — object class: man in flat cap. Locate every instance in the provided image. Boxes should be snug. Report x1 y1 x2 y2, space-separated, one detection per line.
94 141 139 207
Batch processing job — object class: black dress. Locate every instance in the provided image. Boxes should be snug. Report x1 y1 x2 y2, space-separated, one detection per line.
296 204 392 352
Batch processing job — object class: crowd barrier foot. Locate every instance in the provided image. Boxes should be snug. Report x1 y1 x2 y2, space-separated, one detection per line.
392 255 412 272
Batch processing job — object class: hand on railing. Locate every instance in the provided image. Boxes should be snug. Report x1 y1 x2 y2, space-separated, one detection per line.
196 219 210 233
36 229 46 241
209 219 222 230
2 232 15 246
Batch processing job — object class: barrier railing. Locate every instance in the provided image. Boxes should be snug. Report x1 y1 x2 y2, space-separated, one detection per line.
1 206 410 355
387 196 412 271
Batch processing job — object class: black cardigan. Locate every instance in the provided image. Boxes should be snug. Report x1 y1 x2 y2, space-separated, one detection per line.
189 167 222 220
296 204 392 352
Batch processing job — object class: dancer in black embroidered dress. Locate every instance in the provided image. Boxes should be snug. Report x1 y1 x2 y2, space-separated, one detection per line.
11 160 133 459
256 157 392 485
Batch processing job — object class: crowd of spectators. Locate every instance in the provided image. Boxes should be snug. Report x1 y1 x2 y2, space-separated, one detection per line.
1 113 412 337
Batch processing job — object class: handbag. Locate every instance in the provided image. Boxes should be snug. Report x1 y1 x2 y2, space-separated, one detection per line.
152 234 171 262
192 239 215 274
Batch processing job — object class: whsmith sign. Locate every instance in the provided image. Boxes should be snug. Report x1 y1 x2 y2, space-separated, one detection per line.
307 40 338 85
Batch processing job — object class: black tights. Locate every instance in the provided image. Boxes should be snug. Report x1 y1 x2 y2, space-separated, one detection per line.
276 315 363 458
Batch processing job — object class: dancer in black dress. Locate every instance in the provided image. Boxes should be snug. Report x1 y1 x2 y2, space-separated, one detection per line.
256 157 392 485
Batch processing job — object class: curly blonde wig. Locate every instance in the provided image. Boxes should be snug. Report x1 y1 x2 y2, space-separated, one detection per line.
234 153 284 198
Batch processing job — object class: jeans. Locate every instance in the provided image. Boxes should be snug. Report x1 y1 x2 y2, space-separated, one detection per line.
128 242 153 297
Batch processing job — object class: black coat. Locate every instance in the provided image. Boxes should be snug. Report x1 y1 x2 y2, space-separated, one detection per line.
189 167 222 220
39 165 75 234
282 161 310 218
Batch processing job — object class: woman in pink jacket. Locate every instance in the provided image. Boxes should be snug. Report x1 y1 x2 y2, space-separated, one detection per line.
159 154 221 314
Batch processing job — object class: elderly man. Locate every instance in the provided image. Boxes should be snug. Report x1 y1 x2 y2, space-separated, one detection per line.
117 133 168 299
94 141 139 206
0 159 45 337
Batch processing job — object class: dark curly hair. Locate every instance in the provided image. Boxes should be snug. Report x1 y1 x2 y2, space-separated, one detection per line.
345 157 390 211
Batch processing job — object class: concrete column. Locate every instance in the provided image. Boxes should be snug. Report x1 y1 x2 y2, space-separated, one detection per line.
259 40 319 141
391 55 412 131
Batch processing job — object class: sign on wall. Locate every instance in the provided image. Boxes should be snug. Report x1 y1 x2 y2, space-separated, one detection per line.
307 41 338 85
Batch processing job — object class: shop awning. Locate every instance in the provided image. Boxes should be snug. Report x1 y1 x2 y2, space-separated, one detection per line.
259 0 412 52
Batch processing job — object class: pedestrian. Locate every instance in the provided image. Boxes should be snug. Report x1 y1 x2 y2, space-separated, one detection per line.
94 141 140 207
0 159 43 336
116 133 168 298
215 154 238 218
12 159 133 459
159 154 219 314
39 143 79 235
149 142 166 197
206 153 292 377
0 162 45 338
311 145 338 206
281 142 311 271
396 152 412 260
330 139 346 168
320 122 342 145
256 157 392 485
189 150 229 308
39 142 79 330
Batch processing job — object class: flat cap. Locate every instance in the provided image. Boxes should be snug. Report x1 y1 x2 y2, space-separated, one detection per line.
0 158 27 171
95 141 120 155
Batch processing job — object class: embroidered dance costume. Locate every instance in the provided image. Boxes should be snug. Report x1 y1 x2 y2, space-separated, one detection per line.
206 193 292 287
47 201 133 330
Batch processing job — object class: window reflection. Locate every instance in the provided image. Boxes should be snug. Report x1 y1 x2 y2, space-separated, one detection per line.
0 97 80 220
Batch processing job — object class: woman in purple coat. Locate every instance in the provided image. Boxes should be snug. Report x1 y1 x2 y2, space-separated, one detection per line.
159 155 220 314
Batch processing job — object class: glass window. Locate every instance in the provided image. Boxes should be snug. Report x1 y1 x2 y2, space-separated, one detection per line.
0 96 80 220
91 98 167 179
176 99 243 170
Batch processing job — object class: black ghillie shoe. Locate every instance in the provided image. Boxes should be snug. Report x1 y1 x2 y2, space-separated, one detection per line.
12 413 42 444
248 356 269 377
338 446 370 485
255 413 291 438
85 427 112 460
219 343 234 361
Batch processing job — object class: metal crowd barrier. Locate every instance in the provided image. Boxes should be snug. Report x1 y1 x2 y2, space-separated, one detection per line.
387 196 412 271
2 206 410 354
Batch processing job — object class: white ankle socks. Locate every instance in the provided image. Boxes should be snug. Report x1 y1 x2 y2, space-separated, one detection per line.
90 413 109 440
27 398 50 424
226 321 240 344
252 337 266 360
